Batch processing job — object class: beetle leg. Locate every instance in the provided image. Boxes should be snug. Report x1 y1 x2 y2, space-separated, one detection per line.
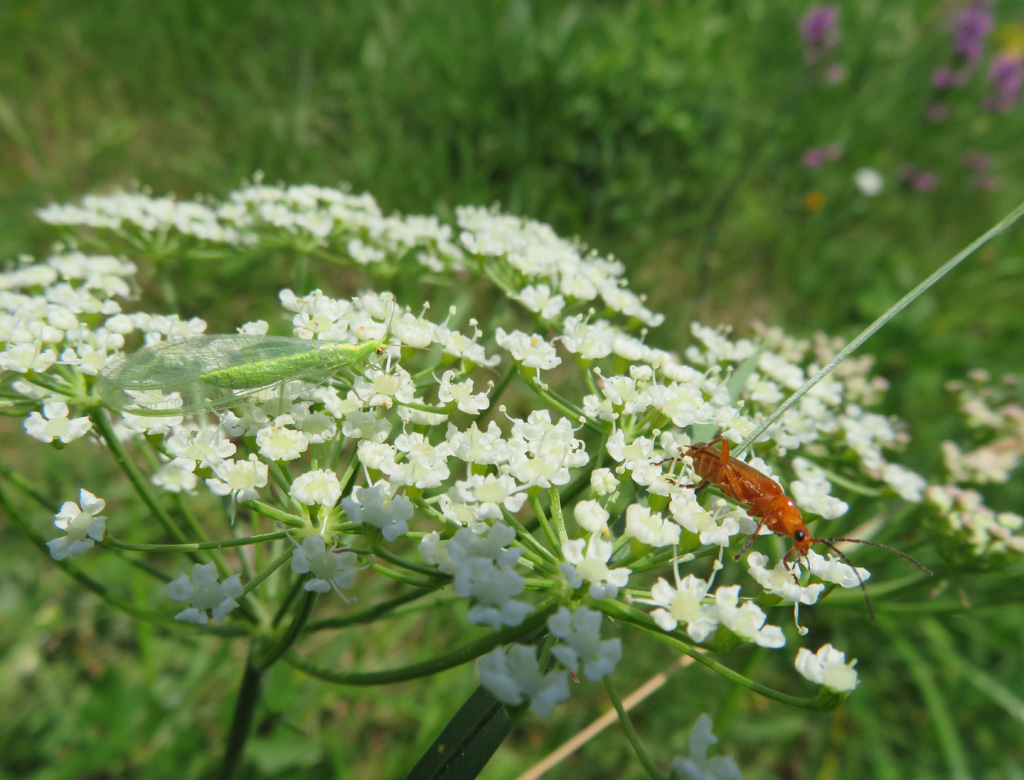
733 514 770 562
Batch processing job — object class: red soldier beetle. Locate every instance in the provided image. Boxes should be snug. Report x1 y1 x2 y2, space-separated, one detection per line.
661 438 932 618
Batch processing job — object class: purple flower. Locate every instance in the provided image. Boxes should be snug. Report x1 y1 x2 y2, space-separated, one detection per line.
987 54 1023 111
802 148 826 167
961 153 991 171
801 145 843 168
801 6 840 62
953 2 993 64
801 6 840 45
932 67 954 89
914 172 939 191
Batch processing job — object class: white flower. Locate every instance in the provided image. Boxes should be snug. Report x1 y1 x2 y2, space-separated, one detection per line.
341 483 413 541
167 562 244 624
505 412 587 489
548 605 622 681
446 522 521 568
47 489 107 560
444 523 531 628
446 421 512 466
290 535 361 596
670 713 743 780
452 557 531 629
1 343 58 373
494 327 561 370
589 468 618 496
746 552 824 605
291 469 343 507
713 585 786 648
151 459 199 493
24 401 92 444
606 429 655 472
600 375 650 415
205 455 269 503
647 381 715 428
477 645 570 717
255 415 309 461
641 574 719 642
451 473 528 520
790 457 848 519
573 499 611 535
352 364 416 408
164 428 236 468
669 492 740 548
386 432 452 489
854 167 884 196
515 283 566 320
560 534 630 599
293 409 337 443
438 370 490 414
805 548 871 589
418 530 449 568
120 411 183 436
795 643 859 692
880 462 928 502
624 503 681 547
435 320 501 367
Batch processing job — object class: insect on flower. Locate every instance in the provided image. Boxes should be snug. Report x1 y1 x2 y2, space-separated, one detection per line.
662 438 932 617
97 331 391 416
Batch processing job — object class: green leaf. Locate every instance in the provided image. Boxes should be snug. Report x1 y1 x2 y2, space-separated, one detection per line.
404 685 512 780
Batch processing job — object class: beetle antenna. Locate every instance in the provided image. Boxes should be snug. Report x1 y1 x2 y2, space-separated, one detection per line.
814 539 875 621
820 537 933 575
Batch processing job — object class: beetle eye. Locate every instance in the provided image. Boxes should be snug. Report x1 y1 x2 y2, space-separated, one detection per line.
794 530 806 542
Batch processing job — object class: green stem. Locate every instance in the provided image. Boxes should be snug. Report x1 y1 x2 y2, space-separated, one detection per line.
253 590 317 670
530 494 560 553
411 495 455 528
0 460 61 511
241 499 307 527
220 655 264 780
521 372 604 434
89 410 194 551
548 486 568 547
105 531 288 552
395 400 448 414
288 598 560 685
501 508 558 563
604 676 667 780
372 543 452 580
366 560 442 589
243 547 295 596
304 588 439 633
595 599 824 710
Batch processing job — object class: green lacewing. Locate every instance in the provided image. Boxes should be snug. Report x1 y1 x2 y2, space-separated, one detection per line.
97 334 387 416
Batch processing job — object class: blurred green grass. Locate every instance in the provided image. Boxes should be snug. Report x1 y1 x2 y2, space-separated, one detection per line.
2 1 1024 778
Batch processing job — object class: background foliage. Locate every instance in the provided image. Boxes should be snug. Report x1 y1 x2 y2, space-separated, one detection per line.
2 1 1022 778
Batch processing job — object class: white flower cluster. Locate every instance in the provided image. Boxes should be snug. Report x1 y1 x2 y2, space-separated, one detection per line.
925 372 1024 560
9 181 941 717
38 179 463 274
925 485 1024 557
